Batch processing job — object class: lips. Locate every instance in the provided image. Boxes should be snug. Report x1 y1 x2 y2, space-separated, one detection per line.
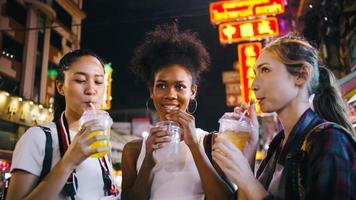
84 101 97 108
162 104 179 111
256 98 265 104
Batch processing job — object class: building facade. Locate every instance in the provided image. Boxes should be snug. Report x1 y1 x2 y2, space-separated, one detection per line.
0 0 86 161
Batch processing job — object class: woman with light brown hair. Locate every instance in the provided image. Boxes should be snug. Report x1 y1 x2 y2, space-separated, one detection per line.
213 33 355 200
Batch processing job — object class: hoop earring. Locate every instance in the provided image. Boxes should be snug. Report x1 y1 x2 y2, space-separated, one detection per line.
187 99 197 114
146 98 153 113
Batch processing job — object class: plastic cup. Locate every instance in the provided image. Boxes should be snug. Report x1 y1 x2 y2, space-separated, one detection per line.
154 121 181 163
79 110 113 158
218 117 251 151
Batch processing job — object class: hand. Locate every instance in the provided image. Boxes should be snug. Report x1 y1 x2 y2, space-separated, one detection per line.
166 110 198 147
61 119 110 169
145 126 172 153
212 136 255 187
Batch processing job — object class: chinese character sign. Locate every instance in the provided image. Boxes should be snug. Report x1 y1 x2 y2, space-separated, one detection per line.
238 42 262 104
219 17 279 44
210 0 285 25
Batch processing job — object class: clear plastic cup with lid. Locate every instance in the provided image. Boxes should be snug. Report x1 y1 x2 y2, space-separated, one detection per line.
218 112 252 151
79 109 113 158
153 121 181 163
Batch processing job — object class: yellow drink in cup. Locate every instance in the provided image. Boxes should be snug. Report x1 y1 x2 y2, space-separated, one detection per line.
87 130 110 158
218 116 252 152
80 110 113 158
221 131 250 151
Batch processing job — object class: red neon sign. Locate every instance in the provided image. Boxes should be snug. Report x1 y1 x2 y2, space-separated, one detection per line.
210 0 285 24
238 42 262 104
219 17 279 44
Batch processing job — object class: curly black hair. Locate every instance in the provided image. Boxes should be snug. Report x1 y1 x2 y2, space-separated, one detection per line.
131 23 210 88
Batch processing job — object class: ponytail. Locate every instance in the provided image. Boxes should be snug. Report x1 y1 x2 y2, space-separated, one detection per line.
53 88 65 122
313 66 354 134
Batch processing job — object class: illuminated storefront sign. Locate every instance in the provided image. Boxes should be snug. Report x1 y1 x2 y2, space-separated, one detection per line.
0 91 53 126
210 0 285 24
238 42 262 104
226 94 241 107
219 17 279 44
100 63 113 110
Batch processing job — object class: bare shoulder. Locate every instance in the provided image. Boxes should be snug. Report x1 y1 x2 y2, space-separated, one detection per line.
123 139 143 153
122 139 143 162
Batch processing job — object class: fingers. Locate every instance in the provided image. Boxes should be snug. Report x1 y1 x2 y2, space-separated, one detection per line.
78 121 107 137
146 126 173 151
165 110 195 131
212 149 233 169
249 100 258 126
85 132 109 146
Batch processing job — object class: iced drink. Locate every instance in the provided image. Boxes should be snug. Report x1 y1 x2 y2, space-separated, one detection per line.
79 109 113 158
218 118 251 151
154 121 181 163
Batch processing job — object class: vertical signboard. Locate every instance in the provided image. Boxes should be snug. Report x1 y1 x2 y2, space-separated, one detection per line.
238 42 262 104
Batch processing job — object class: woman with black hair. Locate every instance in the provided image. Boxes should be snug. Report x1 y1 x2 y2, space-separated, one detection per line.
121 23 237 200
7 50 118 200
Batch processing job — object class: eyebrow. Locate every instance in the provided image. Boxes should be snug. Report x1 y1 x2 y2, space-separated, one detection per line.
73 72 104 77
156 80 188 85
254 62 269 72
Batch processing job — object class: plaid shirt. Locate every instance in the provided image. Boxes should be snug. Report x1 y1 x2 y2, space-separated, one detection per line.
257 109 356 200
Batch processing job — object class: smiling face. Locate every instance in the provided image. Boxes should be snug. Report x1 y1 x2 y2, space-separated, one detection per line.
252 51 299 114
150 64 197 120
56 55 105 119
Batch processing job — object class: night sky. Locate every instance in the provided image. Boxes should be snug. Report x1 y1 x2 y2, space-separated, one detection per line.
81 0 238 132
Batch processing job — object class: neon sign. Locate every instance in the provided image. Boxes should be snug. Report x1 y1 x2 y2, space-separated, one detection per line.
210 0 285 24
219 17 279 44
238 42 262 104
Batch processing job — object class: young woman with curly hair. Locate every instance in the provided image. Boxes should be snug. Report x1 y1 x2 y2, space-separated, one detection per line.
120 23 236 200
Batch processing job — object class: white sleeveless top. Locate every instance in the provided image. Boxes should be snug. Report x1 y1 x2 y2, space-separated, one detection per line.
136 128 208 200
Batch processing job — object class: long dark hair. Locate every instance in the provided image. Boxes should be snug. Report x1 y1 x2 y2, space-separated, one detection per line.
53 49 105 121
264 33 354 134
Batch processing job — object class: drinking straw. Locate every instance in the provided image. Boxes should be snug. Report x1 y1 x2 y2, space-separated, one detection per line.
89 103 96 111
239 106 248 122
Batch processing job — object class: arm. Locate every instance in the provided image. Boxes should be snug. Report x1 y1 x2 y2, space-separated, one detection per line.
189 142 235 200
120 140 155 200
6 121 110 200
6 160 74 200
121 126 170 200
212 136 268 200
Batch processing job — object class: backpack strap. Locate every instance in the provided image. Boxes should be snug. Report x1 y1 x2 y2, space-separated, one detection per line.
301 122 356 152
204 132 236 194
39 126 53 181
204 132 215 164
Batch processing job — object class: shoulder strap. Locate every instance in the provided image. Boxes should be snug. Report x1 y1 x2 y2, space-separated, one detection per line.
204 132 214 164
204 132 236 194
301 122 356 152
39 126 53 181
